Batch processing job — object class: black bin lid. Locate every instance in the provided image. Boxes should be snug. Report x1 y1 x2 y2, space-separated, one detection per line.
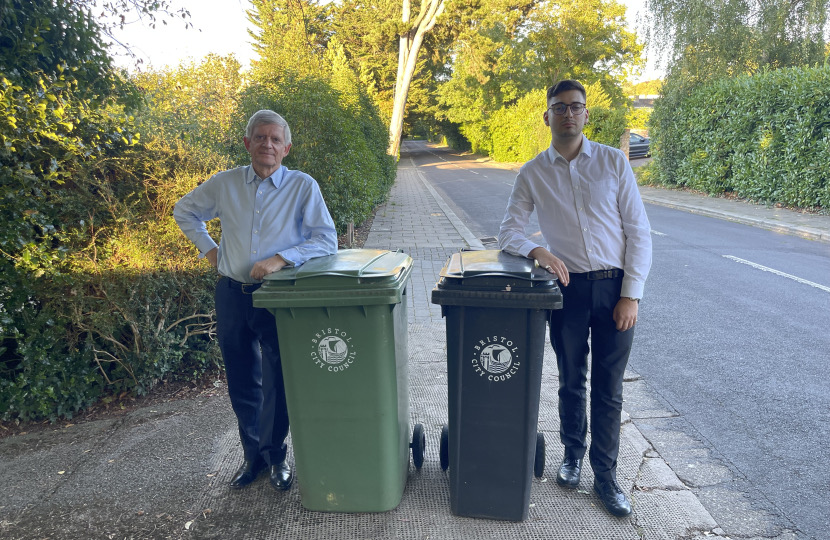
431 250 562 309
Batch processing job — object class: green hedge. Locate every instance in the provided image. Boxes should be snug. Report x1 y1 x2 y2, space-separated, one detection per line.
650 65 830 209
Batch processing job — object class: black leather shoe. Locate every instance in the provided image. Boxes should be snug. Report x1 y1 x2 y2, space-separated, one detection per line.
556 457 582 488
229 458 266 489
270 462 293 491
593 478 632 517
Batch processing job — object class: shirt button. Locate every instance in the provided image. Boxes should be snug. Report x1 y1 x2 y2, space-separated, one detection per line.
583 228 588 231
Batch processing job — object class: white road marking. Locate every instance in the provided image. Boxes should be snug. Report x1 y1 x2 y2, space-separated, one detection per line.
651 230 667 236
723 255 830 293
425 148 480 174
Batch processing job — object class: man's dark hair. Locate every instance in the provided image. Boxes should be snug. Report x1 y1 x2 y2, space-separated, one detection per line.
547 80 587 102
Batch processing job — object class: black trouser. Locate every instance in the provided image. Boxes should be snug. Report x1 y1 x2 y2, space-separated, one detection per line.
549 272 634 482
215 277 289 467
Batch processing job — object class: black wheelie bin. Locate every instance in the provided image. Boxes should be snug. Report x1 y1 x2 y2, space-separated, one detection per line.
430 249 562 521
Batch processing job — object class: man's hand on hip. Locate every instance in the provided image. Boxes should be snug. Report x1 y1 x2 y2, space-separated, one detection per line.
251 254 288 280
205 247 218 268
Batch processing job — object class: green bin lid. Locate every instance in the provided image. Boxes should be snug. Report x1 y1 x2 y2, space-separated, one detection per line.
431 249 562 309
253 249 413 308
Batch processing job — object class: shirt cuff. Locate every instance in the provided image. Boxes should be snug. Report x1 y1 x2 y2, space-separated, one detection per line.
620 277 644 299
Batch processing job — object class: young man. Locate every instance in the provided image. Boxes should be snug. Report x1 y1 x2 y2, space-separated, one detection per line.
498 80 652 517
174 110 337 492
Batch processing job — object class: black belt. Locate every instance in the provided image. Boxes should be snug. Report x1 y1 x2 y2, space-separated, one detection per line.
571 268 623 280
225 277 262 294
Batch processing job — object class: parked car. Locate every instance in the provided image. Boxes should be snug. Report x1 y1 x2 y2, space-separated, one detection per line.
628 132 651 158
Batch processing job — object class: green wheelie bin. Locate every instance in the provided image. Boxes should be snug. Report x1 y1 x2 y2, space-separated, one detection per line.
431 249 562 521
252 249 424 512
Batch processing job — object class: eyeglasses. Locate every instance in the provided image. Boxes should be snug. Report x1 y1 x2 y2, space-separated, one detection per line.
549 102 586 115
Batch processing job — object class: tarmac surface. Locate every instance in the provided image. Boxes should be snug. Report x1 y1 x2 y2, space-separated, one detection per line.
2 141 827 540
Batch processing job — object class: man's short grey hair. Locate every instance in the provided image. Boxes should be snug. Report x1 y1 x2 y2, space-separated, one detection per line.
245 110 292 145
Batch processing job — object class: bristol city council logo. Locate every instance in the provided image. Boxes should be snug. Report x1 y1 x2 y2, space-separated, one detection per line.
310 328 356 372
471 336 521 382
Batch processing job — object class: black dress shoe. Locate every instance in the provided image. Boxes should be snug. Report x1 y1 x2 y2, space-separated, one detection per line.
229 458 266 489
556 457 582 488
593 478 632 517
270 462 293 491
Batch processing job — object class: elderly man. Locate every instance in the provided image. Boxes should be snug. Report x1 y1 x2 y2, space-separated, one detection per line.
499 80 652 517
174 110 337 491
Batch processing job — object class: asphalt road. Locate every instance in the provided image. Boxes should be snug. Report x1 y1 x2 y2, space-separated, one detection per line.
409 141 830 539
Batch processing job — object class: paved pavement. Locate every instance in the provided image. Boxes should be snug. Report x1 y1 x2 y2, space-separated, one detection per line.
2 141 826 540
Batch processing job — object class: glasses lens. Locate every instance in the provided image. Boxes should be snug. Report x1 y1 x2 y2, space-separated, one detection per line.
550 103 585 115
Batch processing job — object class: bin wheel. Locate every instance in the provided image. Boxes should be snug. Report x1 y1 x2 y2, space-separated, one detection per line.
411 423 426 469
534 432 545 478
439 424 449 471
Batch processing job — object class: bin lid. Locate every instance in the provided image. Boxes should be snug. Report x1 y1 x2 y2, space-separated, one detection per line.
253 249 413 308
431 250 562 309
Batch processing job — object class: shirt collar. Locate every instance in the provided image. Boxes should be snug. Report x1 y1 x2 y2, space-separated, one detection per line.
246 165 286 188
548 134 592 163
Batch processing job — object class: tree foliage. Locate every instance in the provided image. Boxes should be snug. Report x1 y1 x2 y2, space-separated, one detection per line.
248 0 332 80
132 54 244 156
438 0 641 155
644 0 829 83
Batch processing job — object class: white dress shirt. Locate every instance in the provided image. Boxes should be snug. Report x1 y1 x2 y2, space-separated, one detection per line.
174 165 337 283
499 136 652 298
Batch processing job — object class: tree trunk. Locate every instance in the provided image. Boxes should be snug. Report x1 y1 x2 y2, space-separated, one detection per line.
387 0 445 158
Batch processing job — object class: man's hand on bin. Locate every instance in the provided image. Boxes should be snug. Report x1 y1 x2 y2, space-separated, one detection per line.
529 247 570 286
251 254 288 280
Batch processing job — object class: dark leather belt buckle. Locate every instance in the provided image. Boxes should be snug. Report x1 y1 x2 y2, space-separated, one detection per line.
228 278 262 294
587 269 621 280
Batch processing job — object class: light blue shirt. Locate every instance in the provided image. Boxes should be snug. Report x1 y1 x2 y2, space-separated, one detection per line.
174 165 337 283
499 136 652 298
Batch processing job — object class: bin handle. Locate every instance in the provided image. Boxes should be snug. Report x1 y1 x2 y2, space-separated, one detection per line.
356 250 405 278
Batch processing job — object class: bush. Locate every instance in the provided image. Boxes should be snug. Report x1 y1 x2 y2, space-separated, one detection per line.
0 133 226 422
489 89 549 162
0 268 219 422
651 65 830 209
626 107 652 130
583 107 628 148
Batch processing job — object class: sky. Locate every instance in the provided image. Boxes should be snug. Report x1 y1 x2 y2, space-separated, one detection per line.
109 0 663 82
